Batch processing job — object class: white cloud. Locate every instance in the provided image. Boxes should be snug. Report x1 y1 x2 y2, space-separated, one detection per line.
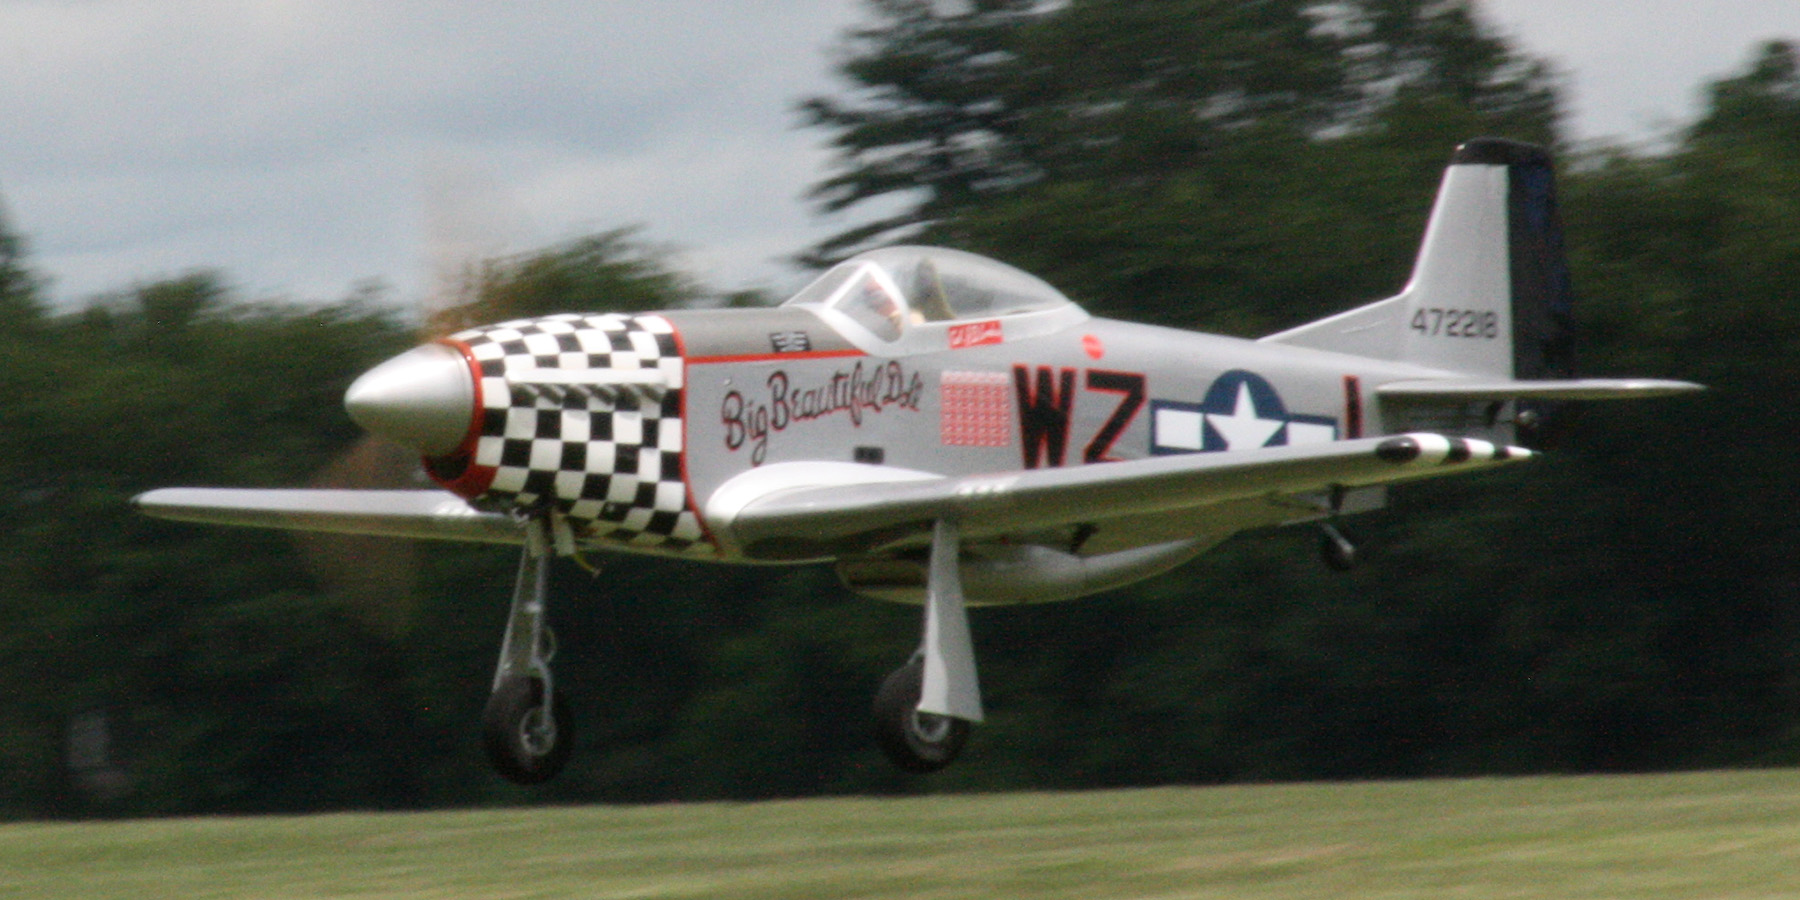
0 0 865 305
1480 0 1796 143
0 1 1790 308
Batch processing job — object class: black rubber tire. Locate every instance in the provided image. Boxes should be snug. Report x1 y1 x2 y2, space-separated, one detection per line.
482 676 573 785
872 658 970 774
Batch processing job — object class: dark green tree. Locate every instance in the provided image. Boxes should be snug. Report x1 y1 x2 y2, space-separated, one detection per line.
803 0 1558 332
0 201 44 330
5 31 1800 817
799 0 1044 263
428 229 701 333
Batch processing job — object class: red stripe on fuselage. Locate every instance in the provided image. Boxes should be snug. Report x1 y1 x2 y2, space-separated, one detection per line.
1343 374 1364 439
658 318 721 554
426 338 497 499
685 348 866 366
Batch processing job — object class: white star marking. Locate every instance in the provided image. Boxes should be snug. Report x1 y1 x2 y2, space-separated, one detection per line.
1206 383 1286 450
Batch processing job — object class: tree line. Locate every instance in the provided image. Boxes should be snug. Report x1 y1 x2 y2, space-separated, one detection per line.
0 1 1795 816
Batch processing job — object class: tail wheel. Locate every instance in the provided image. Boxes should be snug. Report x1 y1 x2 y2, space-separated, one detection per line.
872 658 970 773
482 676 573 785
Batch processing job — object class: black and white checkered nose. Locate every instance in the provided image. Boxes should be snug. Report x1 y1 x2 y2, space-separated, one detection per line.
344 343 477 457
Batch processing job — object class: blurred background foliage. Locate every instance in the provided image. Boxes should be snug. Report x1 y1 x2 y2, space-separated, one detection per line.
0 0 1795 817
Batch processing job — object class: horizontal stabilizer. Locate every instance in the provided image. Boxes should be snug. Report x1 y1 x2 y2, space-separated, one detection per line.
1378 378 1703 402
135 488 523 544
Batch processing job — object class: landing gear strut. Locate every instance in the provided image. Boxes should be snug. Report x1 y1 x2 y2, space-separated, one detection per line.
872 519 983 773
482 517 573 785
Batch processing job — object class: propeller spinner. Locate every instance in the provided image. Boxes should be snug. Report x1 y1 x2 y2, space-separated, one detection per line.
343 343 477 457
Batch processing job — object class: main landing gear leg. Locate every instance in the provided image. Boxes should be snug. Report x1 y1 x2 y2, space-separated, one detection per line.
874 518 983 773
482 516 573 785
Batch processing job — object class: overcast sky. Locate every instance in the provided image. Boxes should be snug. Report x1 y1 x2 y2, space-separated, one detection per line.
0 1 1791 311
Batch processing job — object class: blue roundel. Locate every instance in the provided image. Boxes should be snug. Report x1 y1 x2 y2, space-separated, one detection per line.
1150 369 1338 455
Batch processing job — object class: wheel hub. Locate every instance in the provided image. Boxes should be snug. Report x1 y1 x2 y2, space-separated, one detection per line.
909 710 954 744
518 705 558 757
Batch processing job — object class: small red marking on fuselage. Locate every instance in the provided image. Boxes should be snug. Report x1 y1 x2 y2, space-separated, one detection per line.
948 319 1004 349
1343 374 1364 439
1081 334 1105 359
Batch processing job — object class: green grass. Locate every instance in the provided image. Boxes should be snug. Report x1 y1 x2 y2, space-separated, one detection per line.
7 770 1800 898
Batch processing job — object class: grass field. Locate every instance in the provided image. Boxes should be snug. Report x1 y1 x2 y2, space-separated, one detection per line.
6 769 1800 898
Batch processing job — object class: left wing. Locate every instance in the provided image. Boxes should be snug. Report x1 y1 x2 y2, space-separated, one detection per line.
135 488 523 544
707 432 1531 560
137 433 1529 558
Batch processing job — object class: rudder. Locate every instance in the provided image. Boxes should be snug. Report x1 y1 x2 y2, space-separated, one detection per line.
1263 137 1575 382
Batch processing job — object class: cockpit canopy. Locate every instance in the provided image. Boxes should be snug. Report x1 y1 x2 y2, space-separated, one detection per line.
783 246 1075 342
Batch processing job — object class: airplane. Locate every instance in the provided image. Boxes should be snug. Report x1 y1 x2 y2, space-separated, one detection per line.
136 138 1700 784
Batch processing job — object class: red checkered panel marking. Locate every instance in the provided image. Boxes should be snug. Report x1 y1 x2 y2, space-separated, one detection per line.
940 370 1012 447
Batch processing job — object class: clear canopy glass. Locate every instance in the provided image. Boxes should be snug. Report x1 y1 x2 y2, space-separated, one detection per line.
784 246 1073 341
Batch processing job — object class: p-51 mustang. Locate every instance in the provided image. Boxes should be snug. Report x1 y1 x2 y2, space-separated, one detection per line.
138 139 1698 783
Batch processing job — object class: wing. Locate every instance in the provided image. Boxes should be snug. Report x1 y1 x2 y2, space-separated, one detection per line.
134 488 523 545
707 433 1531 561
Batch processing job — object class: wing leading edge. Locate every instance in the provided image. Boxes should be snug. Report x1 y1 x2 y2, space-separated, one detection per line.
136 433 1529 560
135 488 523 545
708 432 1532 561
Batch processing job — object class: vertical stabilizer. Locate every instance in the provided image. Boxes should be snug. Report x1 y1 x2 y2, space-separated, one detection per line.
1263 138 1574 381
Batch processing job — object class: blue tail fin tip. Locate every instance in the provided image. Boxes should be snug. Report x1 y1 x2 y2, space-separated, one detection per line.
1451 137 1550 167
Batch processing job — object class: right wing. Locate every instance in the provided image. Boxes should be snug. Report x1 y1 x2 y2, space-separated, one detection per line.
707 432 1531 560
134 488 523 545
